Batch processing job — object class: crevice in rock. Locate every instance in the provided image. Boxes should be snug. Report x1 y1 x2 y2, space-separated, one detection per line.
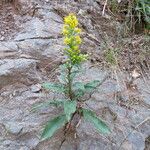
144 136 150 150
14 35 63 42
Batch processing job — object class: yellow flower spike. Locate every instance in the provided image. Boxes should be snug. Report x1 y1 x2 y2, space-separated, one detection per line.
64 37 71 45
75 28 81 33
62 25 70 35
64 13 78 28
73 45 79 50
63 28 68 35
75 36 82 44
63 13 87 64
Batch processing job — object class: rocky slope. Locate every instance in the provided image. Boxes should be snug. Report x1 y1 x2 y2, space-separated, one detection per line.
0 0 150 150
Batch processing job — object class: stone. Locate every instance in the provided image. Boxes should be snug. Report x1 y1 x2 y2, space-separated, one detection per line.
0 58 37 76
24 137 40 149
4 122 23 135
0 42 18 52
0 36 5 41
2 140 13 147
19 146 30 150
31 83 42 93
0 58 38 88
127 131 145 150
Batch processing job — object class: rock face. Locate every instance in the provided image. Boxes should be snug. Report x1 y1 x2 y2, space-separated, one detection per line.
0 0 150 150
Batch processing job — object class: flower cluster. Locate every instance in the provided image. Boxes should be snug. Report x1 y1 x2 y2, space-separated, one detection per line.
63 13 88 65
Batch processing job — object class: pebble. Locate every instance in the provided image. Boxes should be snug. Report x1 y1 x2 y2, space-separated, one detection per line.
5 122 23 135
31 84 42 93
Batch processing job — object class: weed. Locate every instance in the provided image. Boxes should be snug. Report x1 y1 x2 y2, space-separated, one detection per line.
33 14 110 141
104 48 119 66
108 0 150 34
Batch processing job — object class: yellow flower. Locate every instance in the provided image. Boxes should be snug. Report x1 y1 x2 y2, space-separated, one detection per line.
74 28 81 33
62 25 69 35
75 36 82 44
63 28 68 35
64 13 78 28
81 54 88 61
73 45 79 50
63 13 87 64
64 37 71 45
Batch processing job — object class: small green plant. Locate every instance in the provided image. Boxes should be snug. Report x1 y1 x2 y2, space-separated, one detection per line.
109 0 150 34
108 0 120 14
104 48 119 67
100 34 119 67
123 0 150 33
135 0 150 29
33 14 110 141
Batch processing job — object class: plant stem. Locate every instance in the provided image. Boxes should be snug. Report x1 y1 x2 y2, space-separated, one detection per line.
67 65 73 100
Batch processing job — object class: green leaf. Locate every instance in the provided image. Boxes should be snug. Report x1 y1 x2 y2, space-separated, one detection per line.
73 82 85 98
41 114 67 141
64 101 77 121
31 100 64 112
42 82 65 93
73 82 85 91
82 108 110 134
59 63 68 71
84 80 100 92
70 70 79 80
74 90 85 99
58 73 67 84
59 64 68 84
31 101 51 112
70 64 81 80
48 101 64 107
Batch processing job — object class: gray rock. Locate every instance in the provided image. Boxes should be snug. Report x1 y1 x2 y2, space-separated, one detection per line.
128 131 145 150
0 36 5 41
14 12 62 41
4 122 23 135
31 84 42 93
2 140 13 147
19 146 30 150
0 58 38 88
0 58 37 76
24 137 40 149
0 42 18 52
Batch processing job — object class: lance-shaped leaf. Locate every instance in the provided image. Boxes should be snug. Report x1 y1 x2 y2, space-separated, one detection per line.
59 64 68 84
73 82 85 98
64 101 77 121
82 108 110 134
73 82 85 91
42 82 65 93
84 80 100 92
70 65 81 80
31 100 65 112
70 70 80 80
41 114 67 141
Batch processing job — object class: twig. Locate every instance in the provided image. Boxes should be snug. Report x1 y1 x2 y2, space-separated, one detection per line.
76 118 82 128
102 0 108 16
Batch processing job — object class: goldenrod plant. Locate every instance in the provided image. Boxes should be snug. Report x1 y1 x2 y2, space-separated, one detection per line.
33 14 110 141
